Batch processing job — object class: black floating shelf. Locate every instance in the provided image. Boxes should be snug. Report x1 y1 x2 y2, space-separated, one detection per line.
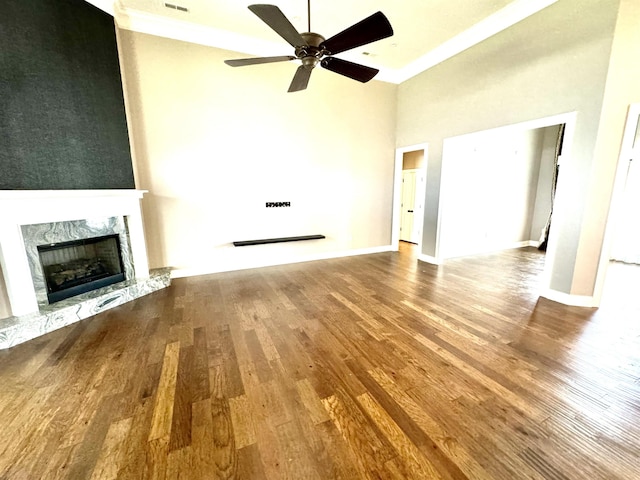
233 235 325 247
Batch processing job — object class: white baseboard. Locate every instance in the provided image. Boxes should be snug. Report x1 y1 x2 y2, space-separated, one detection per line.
442 240 540 260
170 245 395 279
540 289 596 307
417 241 538 266
506 240 539 249
418 254 443 265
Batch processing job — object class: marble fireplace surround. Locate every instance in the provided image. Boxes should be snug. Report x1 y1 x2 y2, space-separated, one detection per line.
0 190 169 349
23 216 135 308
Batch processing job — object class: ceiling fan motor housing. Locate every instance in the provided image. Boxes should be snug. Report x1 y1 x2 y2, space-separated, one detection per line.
296 32 326 68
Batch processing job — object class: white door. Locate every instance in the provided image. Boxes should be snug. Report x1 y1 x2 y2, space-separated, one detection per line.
412 170 426 243
400 170 417 242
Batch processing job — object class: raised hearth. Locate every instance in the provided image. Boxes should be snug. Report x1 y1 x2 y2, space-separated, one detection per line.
0 268 170 349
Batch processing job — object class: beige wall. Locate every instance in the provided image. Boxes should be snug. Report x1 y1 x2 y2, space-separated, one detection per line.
530 125 562 243
397 0 622 297
117 30 397 274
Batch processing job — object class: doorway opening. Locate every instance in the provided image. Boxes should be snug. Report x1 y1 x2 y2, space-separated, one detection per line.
437 124 564 260
433 111 576 282
392 144 428 253
595 103 640 307
608 107 640 265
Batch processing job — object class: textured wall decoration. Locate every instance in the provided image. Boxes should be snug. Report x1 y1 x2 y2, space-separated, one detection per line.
0 0 135 189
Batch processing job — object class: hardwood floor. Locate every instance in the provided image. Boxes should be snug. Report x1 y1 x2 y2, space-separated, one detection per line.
1 244 639 479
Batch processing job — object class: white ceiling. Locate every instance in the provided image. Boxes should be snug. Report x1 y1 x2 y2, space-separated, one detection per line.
89 0 558 83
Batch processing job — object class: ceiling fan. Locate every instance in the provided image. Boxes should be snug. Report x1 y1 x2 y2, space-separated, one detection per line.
224 2 394 92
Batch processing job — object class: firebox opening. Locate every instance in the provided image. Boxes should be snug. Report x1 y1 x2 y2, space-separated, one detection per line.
37 234 126 304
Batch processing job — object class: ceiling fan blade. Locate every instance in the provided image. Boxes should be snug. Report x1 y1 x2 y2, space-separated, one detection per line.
320 57 379 83
225 56 296 67
288 65 313 92
320 11 393 55
248 4 308 48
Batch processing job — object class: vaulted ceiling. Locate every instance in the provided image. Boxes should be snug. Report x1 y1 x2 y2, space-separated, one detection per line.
89 0 558 83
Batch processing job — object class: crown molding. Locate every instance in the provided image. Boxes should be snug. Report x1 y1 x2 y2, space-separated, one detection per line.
114 4 287 57
102 0 558 85
389 0 559 84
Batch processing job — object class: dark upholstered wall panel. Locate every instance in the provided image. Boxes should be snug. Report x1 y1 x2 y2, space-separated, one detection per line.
0 0 135 189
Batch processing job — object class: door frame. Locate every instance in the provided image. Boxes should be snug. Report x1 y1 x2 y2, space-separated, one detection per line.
593 102 640 305
392 143 428 250
436 112 576 278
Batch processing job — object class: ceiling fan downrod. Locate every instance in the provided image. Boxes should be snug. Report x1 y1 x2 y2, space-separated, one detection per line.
296 0 325 69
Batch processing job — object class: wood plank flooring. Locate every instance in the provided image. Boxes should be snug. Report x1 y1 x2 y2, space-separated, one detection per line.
1 243 639 479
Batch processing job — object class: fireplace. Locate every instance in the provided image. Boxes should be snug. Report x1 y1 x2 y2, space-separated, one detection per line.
0 189 150 317
38 234 126 304
0 190 172 350
20 216 136 309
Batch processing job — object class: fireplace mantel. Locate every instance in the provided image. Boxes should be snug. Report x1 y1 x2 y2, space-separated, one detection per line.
0 190 149 317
